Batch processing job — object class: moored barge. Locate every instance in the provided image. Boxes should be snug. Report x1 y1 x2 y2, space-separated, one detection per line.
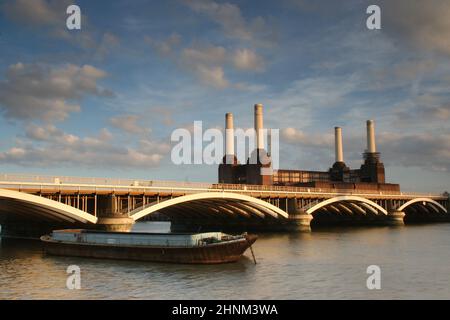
40 229 257 264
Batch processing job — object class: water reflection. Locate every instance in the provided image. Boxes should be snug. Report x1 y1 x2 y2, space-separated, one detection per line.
1 222 450 299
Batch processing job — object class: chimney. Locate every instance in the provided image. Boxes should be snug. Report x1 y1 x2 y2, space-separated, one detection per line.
366 120 376 153
254 103 264 150
335 127 344 163
225 113 234 162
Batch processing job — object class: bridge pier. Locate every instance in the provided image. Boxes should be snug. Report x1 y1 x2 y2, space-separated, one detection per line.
96 217 135 232
386 210 406 226
95 195 135 232
284 199 312 232
286 213 313 232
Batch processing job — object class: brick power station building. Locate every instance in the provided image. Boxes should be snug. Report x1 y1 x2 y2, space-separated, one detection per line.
219 104 400 193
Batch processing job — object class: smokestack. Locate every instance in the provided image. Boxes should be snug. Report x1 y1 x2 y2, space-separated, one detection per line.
335 127 344 163
225 113 234 158
254 103 264 150
366 120 376 153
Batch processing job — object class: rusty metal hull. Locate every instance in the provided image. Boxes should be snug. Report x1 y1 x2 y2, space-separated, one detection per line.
41 234 257 264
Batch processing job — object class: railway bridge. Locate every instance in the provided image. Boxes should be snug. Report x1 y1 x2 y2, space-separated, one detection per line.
0 174 448 238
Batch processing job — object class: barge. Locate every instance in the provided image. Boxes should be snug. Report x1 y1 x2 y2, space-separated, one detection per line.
40 229 257 264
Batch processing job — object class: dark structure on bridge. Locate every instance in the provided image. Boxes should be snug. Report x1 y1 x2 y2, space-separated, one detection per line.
219 104 400 193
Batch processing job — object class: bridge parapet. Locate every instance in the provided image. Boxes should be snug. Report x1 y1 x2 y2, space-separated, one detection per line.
0 173 446 200
1 173 449 237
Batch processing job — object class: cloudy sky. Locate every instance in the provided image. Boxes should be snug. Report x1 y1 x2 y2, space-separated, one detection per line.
0 0 449 192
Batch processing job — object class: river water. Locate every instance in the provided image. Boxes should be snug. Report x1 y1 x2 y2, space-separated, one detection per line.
1 222 450 299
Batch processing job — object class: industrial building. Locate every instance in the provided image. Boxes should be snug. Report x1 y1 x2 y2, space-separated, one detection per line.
218 104 400 192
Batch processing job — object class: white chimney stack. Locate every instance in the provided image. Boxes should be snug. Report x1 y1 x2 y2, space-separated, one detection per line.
366 120 377 153
225 113 234 159
335 127 344 163
254 103 264 150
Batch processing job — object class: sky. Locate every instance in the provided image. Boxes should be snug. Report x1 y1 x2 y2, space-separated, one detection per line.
0 0 449 193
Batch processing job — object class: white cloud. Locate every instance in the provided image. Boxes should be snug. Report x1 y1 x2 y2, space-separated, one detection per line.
427 104 450 120
148 40 232 89
94 33 121 60
194 65 229 89
2 0 69 27
180 45 230 88
0 126 170 168
145 33 181 56
2 0 120 55
149 107 174 126
232 48 265 71
0 62 113 122
281 127 333 148
183 0 276 47
149 39 267 89
25 124 79 143
381 0 450 56
378 132 450 172
281 125 450 173
181 45 226 66
2 0 88 47
178 44 229 89
110 114 151 135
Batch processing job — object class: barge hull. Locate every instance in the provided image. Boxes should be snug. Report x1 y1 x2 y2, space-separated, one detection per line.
42 235 257 264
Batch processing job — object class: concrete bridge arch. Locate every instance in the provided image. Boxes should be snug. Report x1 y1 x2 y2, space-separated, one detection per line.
130 191 289 221
0 188 98 224
304 195 388 216
397 198 447 214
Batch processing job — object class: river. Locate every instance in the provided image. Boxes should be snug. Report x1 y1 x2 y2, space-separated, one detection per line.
1 222 450 299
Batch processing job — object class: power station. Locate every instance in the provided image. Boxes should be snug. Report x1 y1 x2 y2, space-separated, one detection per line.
218 104 400 192
0 103 448 238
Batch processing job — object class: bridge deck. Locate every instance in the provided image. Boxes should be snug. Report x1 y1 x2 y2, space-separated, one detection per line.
0 173 446 200
0 174 449 237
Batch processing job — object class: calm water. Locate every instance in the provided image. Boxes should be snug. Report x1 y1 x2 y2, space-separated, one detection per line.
1 222 450 299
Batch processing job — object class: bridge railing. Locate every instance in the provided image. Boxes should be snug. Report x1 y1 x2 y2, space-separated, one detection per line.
209 183 441 197
0 173 446 198
0 173 215 189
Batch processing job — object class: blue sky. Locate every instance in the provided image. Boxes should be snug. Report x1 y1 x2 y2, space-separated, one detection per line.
0 0 450 192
